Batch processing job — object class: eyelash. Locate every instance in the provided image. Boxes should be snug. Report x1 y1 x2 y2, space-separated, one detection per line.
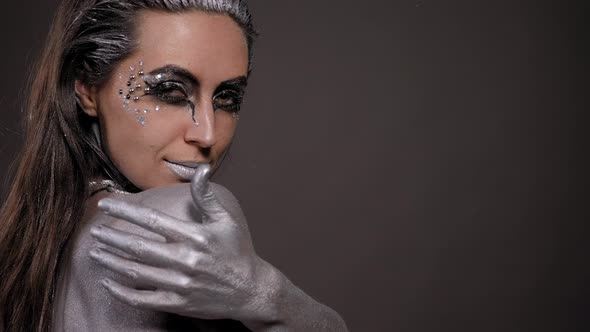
148 81 188 106
213 90 243 112
148 82 243 113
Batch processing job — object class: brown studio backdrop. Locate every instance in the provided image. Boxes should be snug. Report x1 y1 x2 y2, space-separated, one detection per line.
0 1 587 331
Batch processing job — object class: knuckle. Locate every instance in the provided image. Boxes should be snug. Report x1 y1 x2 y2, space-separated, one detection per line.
128 296 141 307
129 239 145 256
203 190 216 202
183 251 202 270
190 231 211 248
127 263 140 280
177 276 193 290
144 209 159 227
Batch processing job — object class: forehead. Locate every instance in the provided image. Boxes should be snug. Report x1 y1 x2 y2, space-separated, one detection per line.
133 10 249 82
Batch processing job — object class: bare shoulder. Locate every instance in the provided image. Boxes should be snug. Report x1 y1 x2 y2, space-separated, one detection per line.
210 182 241 210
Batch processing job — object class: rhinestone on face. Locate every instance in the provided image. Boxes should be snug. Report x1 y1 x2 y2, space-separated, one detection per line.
130 75 136 80
119 89 123 94
133 96 140 101
138 70 145 76
144 87 151 93
155 105 160 111
125 94 131 99
127 81 131 87
144 109 149 114
129 88 135 93
136 84 142 89
139 61 144 66
130 66 135 72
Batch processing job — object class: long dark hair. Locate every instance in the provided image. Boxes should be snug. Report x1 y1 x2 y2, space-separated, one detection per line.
0 0 256 330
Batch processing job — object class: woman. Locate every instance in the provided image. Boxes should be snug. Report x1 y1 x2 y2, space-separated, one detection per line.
0 0 348 331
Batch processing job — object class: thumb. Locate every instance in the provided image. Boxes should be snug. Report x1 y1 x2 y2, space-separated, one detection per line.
190 164 227 223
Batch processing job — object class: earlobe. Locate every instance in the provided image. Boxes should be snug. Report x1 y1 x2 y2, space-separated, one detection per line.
75 80 99 117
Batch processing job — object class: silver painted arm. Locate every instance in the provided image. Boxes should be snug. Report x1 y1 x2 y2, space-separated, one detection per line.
89 165 348 331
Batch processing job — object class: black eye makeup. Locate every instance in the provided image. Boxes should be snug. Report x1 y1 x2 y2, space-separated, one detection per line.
142 66 196 106
118 61 247 126
146 81 190 105
212 78 247 113
140 66 198 124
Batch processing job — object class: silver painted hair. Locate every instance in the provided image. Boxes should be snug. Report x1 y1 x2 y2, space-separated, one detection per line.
67 0 257 87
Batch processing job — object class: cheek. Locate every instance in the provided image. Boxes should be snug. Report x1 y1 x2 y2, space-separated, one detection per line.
101 62 182 149
99 106 163 185
214 112 238 149
98 79 179 187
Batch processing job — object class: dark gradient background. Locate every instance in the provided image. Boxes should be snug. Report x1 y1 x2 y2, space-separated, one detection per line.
0 1 587 331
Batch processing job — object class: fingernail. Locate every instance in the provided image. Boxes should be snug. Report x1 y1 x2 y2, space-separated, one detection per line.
90 248 101 258
90 225 103 237
97 199 106 208
203 164 211 178
196 164 211 178
97 199 111 211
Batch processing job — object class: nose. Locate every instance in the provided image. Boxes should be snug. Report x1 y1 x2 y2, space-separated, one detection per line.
184 101 216 148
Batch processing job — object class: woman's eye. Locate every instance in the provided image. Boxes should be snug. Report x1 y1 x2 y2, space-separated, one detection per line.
213 91 242 112
149 82 188 105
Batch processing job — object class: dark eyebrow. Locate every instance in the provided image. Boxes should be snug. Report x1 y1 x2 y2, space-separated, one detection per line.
216 76 248 94
220 76 248 88
148 65 248 90
148 65 198 86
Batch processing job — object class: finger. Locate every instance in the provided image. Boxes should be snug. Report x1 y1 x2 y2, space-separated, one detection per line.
98 198 201 242
100 278 184 311
90 225 209 269
90 248 197 292
190 164 231 223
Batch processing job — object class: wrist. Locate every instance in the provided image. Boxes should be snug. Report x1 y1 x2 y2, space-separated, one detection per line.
240 257 349 332
241 257 288 331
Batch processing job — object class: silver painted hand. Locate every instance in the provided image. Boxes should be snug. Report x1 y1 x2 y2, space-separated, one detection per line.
89 165 279 323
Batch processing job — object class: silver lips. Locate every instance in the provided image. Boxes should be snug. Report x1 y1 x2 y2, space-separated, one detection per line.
165 161 207 180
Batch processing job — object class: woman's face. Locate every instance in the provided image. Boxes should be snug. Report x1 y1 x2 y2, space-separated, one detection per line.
81 10 249 190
